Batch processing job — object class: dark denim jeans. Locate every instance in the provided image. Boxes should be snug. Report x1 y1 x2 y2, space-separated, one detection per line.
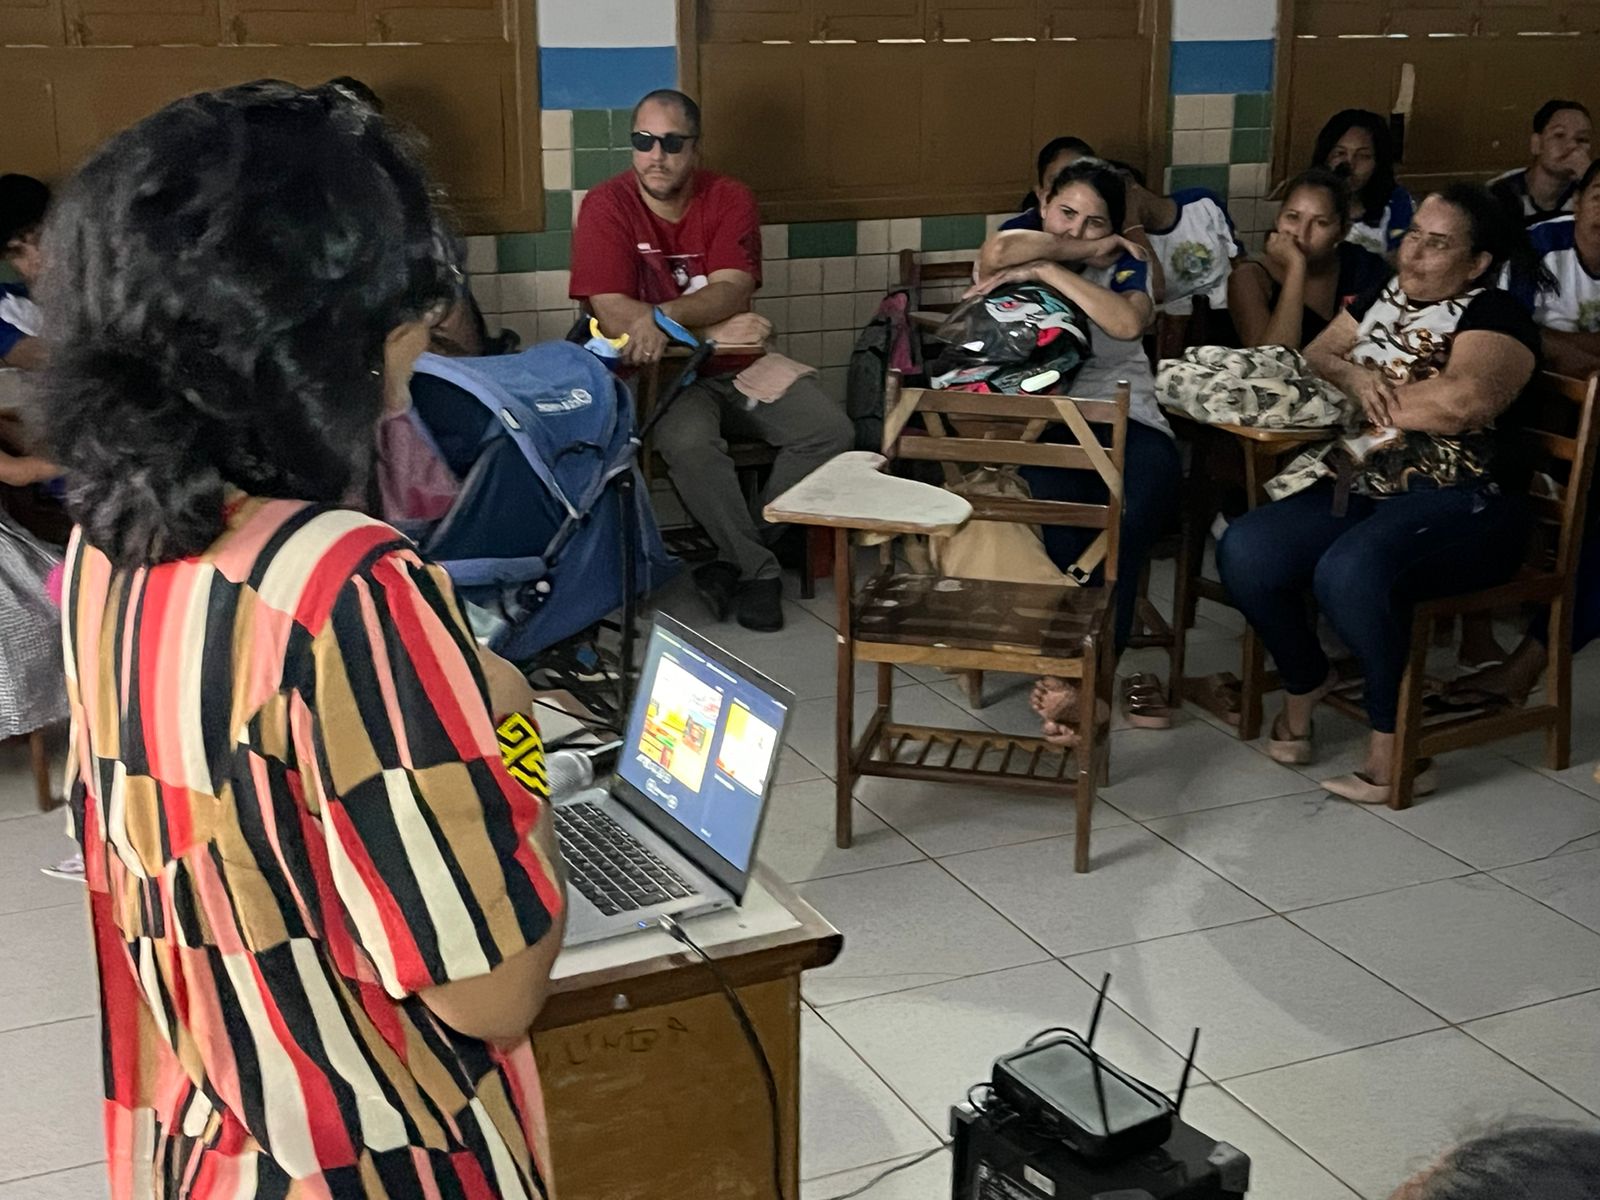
1020 419 1183 654
1217 480 1528 732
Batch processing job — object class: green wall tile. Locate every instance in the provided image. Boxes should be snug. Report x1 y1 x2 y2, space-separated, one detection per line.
544 190 573 232
1168 164 1230 196
535 230 572 272
788 221 857 258
921 214 987 252
611 107 636 148
573 148 615 189
572 109 612 150
497 232 539 273
1233 92 1271 130
611 147 634 176
1230 128 1270 164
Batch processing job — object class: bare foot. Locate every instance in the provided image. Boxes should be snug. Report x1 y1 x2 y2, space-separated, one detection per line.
1451 637 1545 706
1030 675 1071 718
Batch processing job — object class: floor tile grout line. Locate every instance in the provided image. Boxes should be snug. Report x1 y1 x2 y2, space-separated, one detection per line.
808 1006 953 1149
1454 1013 1600 1122
0 1160 106 1187
1207 1076 1383 1199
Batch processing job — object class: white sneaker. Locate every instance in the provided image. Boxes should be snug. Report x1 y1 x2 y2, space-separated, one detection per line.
41 851 84 882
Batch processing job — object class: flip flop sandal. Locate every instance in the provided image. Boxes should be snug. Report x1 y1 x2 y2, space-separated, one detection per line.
1121 673 1173 730
1266 711 1314 765
1322 759 1438 805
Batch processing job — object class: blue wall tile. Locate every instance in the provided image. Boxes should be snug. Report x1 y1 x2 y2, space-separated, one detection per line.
1170 39 1274 95
540 46 677 110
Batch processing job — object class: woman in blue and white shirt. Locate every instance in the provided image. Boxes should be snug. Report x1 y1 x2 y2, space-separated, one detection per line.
1312 109 1413 260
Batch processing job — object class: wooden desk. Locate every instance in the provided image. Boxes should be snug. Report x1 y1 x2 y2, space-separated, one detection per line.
534 875 841 1200
1165 411 1333 739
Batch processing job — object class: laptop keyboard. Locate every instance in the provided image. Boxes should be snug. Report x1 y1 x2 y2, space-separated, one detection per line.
554 801 696 917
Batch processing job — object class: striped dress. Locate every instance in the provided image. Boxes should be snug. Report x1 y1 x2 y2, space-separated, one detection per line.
63 496 564 1199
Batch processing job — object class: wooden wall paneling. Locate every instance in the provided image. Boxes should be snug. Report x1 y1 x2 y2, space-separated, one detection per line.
1385 0 1477 35
3 71 60 176
366 0 505 44
61 0 219 46
1038 0 1141 39
1031 36 1156 180
926 0 1036 42
814 42 921 188
1289 0 1385 36
1477 0 1565 31
697 42 811 199
1276 36 1392 184
1566 1 1600 31
0 0 64 46
812 0 922 41
221 0 362 45
697 0 807 44
916 41 1031 190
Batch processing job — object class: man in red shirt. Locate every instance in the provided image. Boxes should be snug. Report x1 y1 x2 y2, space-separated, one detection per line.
570 88 852 632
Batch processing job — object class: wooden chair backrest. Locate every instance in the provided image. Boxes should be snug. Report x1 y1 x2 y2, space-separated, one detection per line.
898 249 978 313
881 371 1130 585
1513 371 1600 581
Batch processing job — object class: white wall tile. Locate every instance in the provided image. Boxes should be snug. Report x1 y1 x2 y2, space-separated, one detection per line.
537 269 571 310
764 259 790 297
1203 94 1236 130
500 312 539 345
753 296 789 331
537 0 675 47
822 291 856 331
1229 162 1260 199
855 290 883 324
538 309 577 343
789 257 823 295
822 330 854 367
1174 94 1208 131
542 148 573 191
465 234 498 276
985 212 1009 236
469 273 500 314
857 219 890 255
789 293 823 332
790 332 823 364
855 253 890 292
762 225 789 261
819 365 848 406
499 271 540 312
822 256 856 293
541 108 572 152
1172 130 1205 165
1202 128 1232 163
571 190 588 226
888 218 921 251
1173 0 1276 42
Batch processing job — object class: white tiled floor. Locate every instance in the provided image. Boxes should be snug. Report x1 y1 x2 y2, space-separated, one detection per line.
4 573 1600 1199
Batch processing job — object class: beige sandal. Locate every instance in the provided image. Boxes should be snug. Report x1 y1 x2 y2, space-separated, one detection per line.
1322 759 1438 805
1266 711 1313 765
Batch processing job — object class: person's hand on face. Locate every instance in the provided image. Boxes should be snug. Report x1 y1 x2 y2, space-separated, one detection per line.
703 311 772 348
1264 229 1308 273
622 310 669 366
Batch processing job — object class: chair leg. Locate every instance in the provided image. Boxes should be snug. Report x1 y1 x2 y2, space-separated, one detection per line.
1546 596 1573 771
30 729 54 812
1389 611 1433 810
1238 628 1266 741
834 528 856 848
1074 649 1103 874
963 671 984 709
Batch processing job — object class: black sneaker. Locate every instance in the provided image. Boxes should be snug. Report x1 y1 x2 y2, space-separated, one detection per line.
736 577 784 632
693 561 740 622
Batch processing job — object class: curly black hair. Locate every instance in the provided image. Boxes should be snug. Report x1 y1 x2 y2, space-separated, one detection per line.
36 79 458 567
1401 1123 1600 1199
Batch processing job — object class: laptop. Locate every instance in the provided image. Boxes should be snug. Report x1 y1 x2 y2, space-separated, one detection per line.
553 613 794 946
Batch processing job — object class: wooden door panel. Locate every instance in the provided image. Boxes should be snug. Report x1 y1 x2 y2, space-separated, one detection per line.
928 0 1036 41
1291 0 1385 35
815 47 921 188
62 0 219 46
1039 0 1140 39
698 43 811 198
813 0 921 40
1386 0 1476 35
221 0 361 44
1032 39 1153 175
0 0 63 46
367 0 504 43
699 0 807 42
917 42 1030 189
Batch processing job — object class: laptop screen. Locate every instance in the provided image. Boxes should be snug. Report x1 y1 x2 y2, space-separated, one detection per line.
618 619 790 873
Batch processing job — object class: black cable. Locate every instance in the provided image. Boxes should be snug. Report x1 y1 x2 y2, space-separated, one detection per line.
816 1143 951 1200
657 914 787 1200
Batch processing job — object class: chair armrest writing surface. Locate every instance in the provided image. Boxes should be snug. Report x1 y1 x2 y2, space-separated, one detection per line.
763 450 973 535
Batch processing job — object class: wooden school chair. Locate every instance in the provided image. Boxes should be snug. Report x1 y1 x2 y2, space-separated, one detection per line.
766 374 1131 873
1325 371 1600 807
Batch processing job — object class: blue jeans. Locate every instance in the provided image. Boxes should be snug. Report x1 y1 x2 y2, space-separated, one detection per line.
1020 420 1183 654
1217 481 1528 733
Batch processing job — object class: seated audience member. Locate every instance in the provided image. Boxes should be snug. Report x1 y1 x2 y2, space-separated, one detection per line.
1312 109 1412 258
1492 99 1593 227
1217 185 1540 803
972 159 1182 739
0 173 48 369
570 88 852 632
1228 168 1390 349
1448 157 1600 708
1390 1123 1600 1199
1115 161 1241 316
1001 136 1096 231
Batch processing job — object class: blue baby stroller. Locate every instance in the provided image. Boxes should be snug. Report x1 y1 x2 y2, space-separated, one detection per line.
407 341 686 674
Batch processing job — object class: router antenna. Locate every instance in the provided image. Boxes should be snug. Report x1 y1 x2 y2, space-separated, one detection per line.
1089 1042 1111 1134
1086 972 1111 1045
1175 1028 1201 1113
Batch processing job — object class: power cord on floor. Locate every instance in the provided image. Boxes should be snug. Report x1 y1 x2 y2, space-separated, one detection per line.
657 913 787 1200
816 1142 952 1200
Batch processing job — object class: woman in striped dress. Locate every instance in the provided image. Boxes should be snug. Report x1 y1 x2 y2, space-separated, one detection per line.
39 82 566 1198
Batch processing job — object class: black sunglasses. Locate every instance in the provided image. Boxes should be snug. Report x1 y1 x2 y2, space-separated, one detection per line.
631 130 698 155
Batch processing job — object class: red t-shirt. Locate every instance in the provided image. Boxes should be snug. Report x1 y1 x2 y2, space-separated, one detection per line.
569 169 763 305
